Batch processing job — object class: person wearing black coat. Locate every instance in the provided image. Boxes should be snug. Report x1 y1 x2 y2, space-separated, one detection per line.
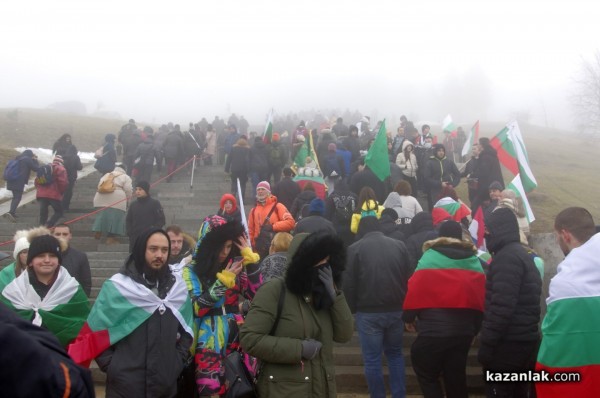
94 134 117 175
290 184 317 220
344 126 361 163
471 138 504 213
122 129 143 176
132 133 156 185
249 137 270 192
424 144 461 210
324 180 358 247
162 128 184 181
405 211 438 272
378 208 407 241
5 149 39 221
294 198 337 235
272 167 301 212
350 162 387 204
225 137 251 202
0 302 95 398
52 134 82 212
125 181 166 252
478 208 542 397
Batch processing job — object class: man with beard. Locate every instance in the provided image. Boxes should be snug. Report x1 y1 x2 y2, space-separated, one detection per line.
166 225 196 274
68 228 194 398
478 208 541 396
536 208 600 397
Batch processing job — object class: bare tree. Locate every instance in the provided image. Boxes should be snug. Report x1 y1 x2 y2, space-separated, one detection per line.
571 51 600 140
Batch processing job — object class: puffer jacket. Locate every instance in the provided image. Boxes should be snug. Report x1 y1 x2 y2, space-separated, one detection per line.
395 140 418 178
405 211 438 272
240 232 353 398
35 161 69 201
480 208 541 351
248 195 295 247
350 199 384 234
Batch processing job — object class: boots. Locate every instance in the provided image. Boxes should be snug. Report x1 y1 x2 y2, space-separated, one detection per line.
105 237 120 245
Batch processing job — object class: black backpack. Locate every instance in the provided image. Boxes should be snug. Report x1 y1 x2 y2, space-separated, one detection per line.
333 195 356 224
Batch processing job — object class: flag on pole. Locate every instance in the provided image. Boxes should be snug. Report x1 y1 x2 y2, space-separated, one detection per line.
462 120 480 157
468 206 486 251
262 109 273 143
365 119 390 182
536 233 600 397
237 178 250 244
68 273 193 367
442 114 458 135
490 121 537 192
507 174 536 223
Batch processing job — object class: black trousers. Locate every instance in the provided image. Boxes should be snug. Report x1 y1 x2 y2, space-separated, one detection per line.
411 335 473 398
39 198 63 227
482 340 539 398
9 189 23 215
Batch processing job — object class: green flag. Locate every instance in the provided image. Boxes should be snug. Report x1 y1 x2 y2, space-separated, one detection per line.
365 119 390 181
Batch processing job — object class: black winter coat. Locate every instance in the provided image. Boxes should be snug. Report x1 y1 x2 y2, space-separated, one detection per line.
126 196 166 242
272 177 301 212
344 231 411 313
290 190 316 220
473 146 504 203
61 247 91 297
249 141 269 173
294 215 337 235
350 167 387 203
405 212 438 272
424 146 461 196
225 144 250 174
162 131 184 159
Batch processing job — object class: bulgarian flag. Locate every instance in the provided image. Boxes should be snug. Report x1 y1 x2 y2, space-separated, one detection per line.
507 174 536 222
262 108 274 143
490 120 537 192
433 197 472 223
0 267 90 347
461 120 479 157
68 273 193 367
365 119 391 182
442 114 458 136
468 205 486 251
403 244 485 311
536 233 600 397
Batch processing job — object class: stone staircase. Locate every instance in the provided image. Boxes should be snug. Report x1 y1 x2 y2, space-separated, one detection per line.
0 162 485 396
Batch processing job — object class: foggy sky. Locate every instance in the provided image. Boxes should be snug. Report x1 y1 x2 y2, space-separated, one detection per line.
1 0 598 130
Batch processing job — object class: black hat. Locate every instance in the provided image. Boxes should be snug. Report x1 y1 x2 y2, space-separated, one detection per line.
27 235 62 265
438 220 463 241
489 181 504 191
136 180 150 194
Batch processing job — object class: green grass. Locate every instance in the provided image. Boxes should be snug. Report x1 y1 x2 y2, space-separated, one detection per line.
1 109 599 233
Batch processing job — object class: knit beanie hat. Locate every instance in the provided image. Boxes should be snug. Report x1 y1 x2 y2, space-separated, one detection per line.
136 180 150 194
489 181 504 191
26 235 62 265
438 220 463 241
308 198 325 215
13 237 30 259
257 181 271 192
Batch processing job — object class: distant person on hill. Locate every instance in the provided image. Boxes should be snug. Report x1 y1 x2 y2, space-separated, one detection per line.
225 137 250 202
125 181 165 252
203 124 217 165
92 163 133 245
4 149 39 222
52 224 92 297
122 126 142 177
36 155 69 228
470 137 504 213
132 127 156 185
52 134 82 212
424 143 461 211
162 125 184 182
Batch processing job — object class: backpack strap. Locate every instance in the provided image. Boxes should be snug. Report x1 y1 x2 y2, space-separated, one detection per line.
264 201 278 223
269 278 286 336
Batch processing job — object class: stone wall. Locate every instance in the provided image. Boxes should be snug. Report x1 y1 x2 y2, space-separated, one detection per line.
529 233 565 317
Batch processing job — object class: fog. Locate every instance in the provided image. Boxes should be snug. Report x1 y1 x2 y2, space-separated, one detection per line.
1 0 597 130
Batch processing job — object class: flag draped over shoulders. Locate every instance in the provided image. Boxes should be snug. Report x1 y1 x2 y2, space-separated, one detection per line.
403 240 485 311
536 233 600 397
68 272 193 366
1 266 90 347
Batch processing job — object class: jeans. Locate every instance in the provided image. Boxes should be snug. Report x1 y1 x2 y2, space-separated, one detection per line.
355 311 406 398
9 189 23 215
39 198 63 227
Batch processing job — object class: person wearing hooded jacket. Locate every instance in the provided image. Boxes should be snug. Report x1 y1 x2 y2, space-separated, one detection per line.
36 155 69 228
405 211 438 272
478 208 542 397
396 140 418 196
88 228 194 398
240 231 354 398
424 143 461 210
94 134 117 174
471 137 504 213
216 193 242 224
181 216 261 397
5 149 39 221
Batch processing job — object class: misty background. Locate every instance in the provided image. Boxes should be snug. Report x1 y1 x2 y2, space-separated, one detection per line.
1 0 598 130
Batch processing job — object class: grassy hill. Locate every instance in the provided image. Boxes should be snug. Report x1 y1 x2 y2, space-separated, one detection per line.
1 108 599 233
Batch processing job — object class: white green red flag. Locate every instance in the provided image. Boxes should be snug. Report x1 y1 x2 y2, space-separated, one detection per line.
536 233 600 397
442 114 457 135
461 120 480 157
468 206 487 251
507 174 536 223
433 197 471 223
68 273 193 367
1 267 90 347
490 121 537 192
365 119 391 182
403 244 485 311
262 108 274 143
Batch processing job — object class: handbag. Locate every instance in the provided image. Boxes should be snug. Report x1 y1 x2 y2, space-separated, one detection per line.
94 147 104 159
225 351 257 398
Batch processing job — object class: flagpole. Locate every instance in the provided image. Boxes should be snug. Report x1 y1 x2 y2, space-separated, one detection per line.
236 178 251 248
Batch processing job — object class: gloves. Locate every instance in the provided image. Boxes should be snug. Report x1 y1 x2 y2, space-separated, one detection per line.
262 223 273 232
216 270 236 289
318 266 337 302
301 339 322 360
240 247 260 265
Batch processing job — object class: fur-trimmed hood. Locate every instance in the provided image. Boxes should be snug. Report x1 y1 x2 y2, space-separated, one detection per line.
26 226 67 252
422 236 477 254
285 231 346 296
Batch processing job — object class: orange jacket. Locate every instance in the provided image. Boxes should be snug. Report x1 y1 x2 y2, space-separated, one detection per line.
248 195 295 247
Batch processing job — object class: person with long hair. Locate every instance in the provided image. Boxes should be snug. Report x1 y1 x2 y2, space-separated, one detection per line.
240 231 354 398
396 140 418 196
182 215 262 397
52 133 82 212
351 186 385 234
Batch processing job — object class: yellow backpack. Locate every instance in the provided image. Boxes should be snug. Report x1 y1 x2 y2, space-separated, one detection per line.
98 172 117 193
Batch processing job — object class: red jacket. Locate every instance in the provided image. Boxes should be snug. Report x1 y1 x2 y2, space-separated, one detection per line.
35 162 69 201
248 195 295 247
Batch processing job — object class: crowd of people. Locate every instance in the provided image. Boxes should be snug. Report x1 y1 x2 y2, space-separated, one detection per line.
1 113 600 398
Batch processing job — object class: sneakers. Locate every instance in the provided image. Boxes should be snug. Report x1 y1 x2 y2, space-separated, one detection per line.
5 213 17 223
